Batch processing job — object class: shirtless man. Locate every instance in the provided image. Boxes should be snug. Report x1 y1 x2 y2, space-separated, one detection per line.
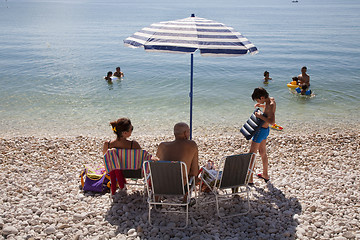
298 66 310 94
156 122 199 181
113 67 124 78
249 87 276 184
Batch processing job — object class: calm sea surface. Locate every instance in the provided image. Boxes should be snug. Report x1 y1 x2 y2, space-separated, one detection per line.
1 0 359 137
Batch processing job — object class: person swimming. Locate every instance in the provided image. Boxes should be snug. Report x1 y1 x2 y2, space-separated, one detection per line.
104 71 113 81
113 67 124 78
263 71 272 83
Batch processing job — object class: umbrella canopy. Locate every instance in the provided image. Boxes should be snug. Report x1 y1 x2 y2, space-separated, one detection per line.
124 14 258 138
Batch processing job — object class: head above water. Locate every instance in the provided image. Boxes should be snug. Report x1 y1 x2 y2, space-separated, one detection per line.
252 87 269 101
116 67 121 71
107 71 112 77
264 71 269 77
110 118 133 139
174 122 190 139
301 66 307 73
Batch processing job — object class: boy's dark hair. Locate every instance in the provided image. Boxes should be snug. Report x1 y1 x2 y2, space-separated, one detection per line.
252 87 269 101
264 71 269 77
292 76 298 81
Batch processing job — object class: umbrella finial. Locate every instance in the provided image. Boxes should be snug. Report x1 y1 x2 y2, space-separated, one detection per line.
191 14 195 17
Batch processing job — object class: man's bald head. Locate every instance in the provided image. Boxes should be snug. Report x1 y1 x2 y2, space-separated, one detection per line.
174 122 190 139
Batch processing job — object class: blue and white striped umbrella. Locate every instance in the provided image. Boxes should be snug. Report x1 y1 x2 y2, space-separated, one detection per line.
124 14 258 138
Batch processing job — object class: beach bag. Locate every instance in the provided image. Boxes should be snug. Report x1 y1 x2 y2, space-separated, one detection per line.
240 108 266 140
200 169 223 192
80 165 111 193
200 162 222 192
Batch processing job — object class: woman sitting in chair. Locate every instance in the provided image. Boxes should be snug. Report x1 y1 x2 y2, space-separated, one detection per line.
103 118 142 195
103 117 141 154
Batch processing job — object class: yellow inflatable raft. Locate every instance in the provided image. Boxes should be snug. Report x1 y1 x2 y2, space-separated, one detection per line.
287 81 299 89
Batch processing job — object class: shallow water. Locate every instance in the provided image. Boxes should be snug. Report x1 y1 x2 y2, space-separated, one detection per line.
0 0 359 137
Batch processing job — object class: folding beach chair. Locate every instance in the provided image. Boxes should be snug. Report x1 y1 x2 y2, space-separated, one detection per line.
199 153 256 218
103 149 152 196
143 160 197 229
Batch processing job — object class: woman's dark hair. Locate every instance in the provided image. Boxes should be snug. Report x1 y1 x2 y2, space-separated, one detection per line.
252 87 269 101
110 118 132 139
264 71 269 77
107 71 112 77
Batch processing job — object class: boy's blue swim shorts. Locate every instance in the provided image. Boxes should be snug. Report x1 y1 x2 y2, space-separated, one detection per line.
252 127 270 143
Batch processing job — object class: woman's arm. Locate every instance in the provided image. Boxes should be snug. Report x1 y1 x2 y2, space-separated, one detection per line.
102 142 109 155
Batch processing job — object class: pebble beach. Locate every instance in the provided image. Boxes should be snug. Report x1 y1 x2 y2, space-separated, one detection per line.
1 126 359 240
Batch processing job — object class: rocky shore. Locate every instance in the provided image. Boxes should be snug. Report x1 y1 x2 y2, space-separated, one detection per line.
0 127 359 240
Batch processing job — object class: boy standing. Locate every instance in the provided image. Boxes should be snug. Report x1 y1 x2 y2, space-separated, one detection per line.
249 87 276 184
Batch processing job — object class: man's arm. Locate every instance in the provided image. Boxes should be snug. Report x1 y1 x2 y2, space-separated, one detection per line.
189 143 199 177
156 143 164 160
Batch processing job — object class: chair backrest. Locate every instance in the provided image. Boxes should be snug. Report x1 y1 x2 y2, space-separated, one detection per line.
146 161 187 196
218 153 254 189
103 149 152 173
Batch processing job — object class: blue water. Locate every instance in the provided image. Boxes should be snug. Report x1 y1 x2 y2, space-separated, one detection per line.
1 0 359 137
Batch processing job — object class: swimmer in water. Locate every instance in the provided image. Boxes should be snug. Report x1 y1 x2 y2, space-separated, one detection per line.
263 71 272 84
113 67 124 78
104 71 112 81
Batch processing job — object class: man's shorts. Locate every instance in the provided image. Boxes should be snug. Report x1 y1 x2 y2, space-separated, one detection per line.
301 84 310 90
252 127 270 143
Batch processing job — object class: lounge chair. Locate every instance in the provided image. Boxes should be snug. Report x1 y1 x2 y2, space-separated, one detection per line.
103 149 152 196
199 153 256 218
143 160 197 229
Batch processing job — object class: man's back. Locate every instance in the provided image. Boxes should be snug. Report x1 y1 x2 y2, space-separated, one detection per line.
157 139 199 177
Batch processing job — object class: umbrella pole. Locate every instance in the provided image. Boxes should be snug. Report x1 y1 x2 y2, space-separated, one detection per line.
190 53 193 140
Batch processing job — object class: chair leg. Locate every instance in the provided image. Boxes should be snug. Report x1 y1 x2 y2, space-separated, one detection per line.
148 203 153 226
215 195 221 217
185 205 189 228
245 187 251 214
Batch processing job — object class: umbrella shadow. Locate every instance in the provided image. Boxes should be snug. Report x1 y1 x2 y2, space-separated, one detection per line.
194 182 301 239
105 183 301 239
105 190 148 236
249 182 302 239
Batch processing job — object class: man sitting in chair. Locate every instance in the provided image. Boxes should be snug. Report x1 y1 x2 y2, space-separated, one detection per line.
156 122 199 182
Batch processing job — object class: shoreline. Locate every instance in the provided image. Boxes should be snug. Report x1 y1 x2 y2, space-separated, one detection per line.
1 127 359 239
1 120 359 139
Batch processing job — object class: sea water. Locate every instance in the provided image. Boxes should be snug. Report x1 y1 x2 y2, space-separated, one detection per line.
0 0 359 137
